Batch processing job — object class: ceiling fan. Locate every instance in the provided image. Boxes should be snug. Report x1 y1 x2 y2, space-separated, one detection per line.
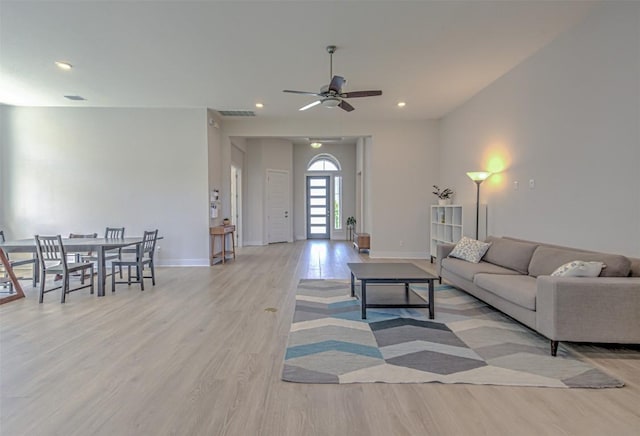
283 45 382 112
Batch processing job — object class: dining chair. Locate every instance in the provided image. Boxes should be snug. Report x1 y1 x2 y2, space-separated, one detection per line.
111 229 158 292
34 235 94 303
82 227 125 277
68 232 98 262
0 230 38 288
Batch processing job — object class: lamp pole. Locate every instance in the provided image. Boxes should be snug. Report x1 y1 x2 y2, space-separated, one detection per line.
474 180 481 239
466 172 492 240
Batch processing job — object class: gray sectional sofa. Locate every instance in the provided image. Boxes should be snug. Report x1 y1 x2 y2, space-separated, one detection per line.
436 236 640 355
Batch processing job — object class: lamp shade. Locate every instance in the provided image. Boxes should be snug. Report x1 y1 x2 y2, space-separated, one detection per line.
466 171 492 183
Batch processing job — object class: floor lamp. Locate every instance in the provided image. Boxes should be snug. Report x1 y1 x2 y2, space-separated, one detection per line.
466 171 492 239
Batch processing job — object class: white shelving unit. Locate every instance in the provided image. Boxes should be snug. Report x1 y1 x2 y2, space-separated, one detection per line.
430 205 463 262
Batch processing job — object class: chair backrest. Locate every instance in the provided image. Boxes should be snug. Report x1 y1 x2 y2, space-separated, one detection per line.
140 230 158 259
69 232 98 256
69 233 98 239
105 227 125 239
34 235 67 270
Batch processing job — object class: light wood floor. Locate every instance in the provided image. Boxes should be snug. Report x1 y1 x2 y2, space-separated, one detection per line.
1 241 639 436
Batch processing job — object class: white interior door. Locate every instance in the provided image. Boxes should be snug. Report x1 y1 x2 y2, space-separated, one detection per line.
231 164 242 247
267 169 289 244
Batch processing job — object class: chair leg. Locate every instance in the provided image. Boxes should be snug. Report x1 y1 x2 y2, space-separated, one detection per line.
150 260 156 286
112 264 116 292
39 272 46 303
31 260 37 287
139 263 144 291
61 274 68 303
90 265 95 294
127 265 132 285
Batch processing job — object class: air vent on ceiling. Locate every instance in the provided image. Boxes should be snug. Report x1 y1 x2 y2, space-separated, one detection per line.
307 137 344 143
218 110 256 117
64 95 86 101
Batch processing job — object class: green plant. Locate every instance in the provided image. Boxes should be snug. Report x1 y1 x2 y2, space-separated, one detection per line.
432 185 454 200
346 216 356 227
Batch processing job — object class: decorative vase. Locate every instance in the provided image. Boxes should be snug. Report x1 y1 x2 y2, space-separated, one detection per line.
438 199 451 205
223 219 230 226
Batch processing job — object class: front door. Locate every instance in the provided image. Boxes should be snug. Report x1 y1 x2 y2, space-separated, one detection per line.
306 175 330 239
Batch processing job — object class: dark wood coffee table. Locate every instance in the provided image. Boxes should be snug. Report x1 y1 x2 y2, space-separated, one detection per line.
347 262 437 319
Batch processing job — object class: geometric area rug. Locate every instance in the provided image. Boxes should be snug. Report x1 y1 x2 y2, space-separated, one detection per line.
282 279 623 388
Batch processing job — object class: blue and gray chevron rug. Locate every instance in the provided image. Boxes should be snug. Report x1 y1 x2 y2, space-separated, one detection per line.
282 279 623 388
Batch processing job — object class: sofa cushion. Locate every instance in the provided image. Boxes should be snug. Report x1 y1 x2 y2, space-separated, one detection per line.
629 257 640 277
473 273 537 310
483 236 539 274
448 236 492 263
551 261 604 277
528 246 631 278
441 257 520 282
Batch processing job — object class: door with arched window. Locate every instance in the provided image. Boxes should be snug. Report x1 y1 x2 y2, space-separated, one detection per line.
306 154 342 239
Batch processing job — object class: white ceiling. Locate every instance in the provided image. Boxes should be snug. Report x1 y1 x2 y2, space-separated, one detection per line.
0 1 598 121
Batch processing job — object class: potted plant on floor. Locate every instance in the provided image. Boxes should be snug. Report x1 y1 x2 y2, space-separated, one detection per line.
432 185 454 205
346 216 356 241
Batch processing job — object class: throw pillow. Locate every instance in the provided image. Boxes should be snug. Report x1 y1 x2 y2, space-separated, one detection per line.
551 260 605 277
448 236 492 263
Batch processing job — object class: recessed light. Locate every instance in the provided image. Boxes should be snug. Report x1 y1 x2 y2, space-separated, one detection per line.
55 61 73 70
310 142 322 149
255 103 264 108
397 101 406 107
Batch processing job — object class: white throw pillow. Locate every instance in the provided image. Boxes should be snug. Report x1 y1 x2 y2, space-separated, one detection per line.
551 261 605 277
448 236 492 263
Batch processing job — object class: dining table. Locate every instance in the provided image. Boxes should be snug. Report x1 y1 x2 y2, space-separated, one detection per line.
0 237 156 298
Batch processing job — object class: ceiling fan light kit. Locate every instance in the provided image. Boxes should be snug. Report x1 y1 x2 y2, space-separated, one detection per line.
321 97 341 108
283 45 382 112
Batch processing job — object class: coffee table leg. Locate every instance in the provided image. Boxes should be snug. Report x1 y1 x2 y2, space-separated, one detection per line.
361 280 367 319
350 272 355 297
429 279 435 319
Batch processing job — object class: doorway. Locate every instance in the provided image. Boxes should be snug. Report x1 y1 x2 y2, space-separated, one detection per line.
231 164 242 247
267 169 290 243
306 175 330 239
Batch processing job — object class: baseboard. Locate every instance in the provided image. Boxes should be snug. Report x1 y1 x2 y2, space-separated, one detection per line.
243 240 265 246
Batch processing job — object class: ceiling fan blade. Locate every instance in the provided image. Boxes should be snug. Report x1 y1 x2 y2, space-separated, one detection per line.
328 75 345 93
338 100 355 112
284 90 323 96
299 100 321 111
341 90 383 98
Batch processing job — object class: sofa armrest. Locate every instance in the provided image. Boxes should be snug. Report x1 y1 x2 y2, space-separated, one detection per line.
436 243 456 277
536 276 640 343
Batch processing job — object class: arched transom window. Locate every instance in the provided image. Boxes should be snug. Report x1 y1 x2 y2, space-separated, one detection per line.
307 154 341 172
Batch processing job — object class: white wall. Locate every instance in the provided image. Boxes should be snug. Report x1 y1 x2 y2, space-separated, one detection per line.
222 118 440 258
243 138 293 245
1 106 210 265
293 143 356 240
0 105 8 230
207 108 223 229
438 2 640 257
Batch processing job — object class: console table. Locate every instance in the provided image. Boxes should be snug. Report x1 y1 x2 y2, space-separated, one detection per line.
210 225 236 265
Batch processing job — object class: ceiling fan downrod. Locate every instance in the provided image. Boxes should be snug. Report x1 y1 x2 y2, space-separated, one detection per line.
327 45 336 84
